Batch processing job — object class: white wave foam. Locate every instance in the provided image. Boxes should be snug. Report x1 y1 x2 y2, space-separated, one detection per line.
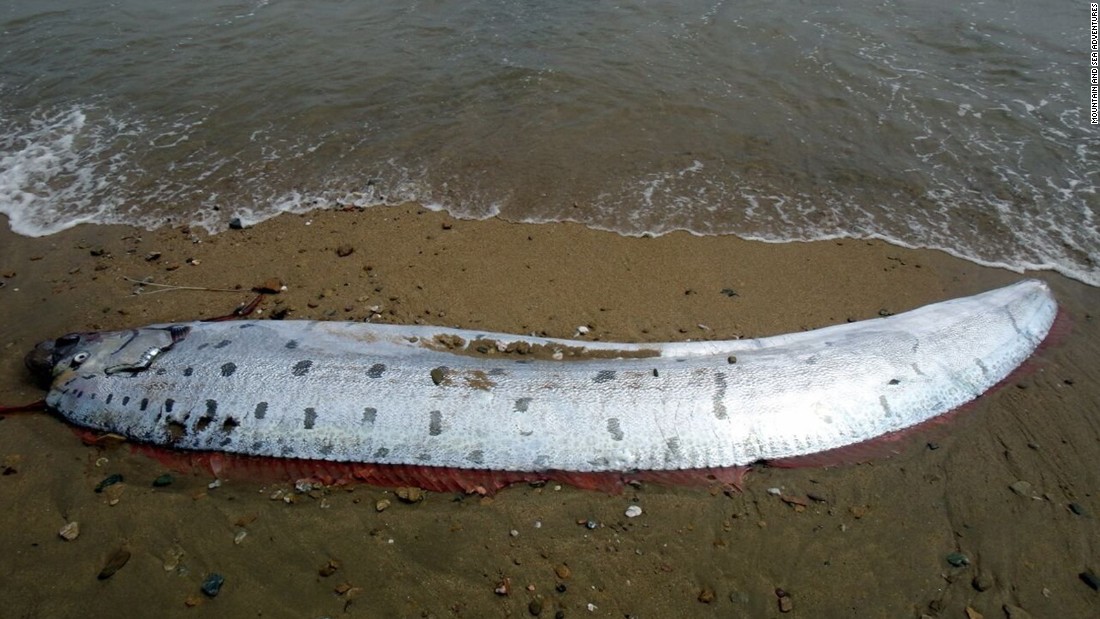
0 105 146 236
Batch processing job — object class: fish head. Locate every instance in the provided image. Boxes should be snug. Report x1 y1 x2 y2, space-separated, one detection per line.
26 325 190 387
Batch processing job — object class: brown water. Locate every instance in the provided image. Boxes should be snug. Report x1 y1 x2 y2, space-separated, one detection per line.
1 0 1097 285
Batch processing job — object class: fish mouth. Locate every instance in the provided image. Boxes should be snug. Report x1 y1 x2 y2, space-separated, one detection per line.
25 339 56 387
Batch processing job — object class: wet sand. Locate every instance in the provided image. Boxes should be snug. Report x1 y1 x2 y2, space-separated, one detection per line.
1 205 1097 617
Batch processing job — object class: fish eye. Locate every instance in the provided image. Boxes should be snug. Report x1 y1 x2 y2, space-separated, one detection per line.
71 352 90 367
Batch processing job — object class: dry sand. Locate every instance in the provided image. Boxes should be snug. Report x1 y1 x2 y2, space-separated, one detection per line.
1 204 1097 617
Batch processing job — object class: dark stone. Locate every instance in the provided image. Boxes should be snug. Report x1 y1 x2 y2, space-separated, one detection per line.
201 573 226 597
94 473 124 493
229 218 244 230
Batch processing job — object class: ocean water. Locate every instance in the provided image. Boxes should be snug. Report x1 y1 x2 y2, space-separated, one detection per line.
1 0 1097 286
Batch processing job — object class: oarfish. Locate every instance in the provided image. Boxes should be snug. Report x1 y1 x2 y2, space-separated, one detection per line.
25 280 1057 490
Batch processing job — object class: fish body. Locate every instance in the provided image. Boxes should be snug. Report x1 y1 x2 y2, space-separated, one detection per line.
30 280 1057 473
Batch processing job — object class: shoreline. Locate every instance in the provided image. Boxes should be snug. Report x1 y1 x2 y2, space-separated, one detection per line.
2 205 1098 617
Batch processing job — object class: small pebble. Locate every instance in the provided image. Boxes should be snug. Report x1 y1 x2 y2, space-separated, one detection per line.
233 530 247 545
585 519 598 530
1009 480 1032 496
776 588 793 613
318 559 340 577
1003 604 1034 619
510 529 520 537
528 599 543 616
152 473 174 487
98 548 131 580
698 587 715 603
624 505 643 518
766 487 782 496
228 218 244 230
946 552 970 567
1080 569 1100 591
554 564 571 580
58 522 80 541
1068 502 1086 516
395 487 424 503
201 573 226 597
94 473 124 493
375 499 391 512
972 571 994 591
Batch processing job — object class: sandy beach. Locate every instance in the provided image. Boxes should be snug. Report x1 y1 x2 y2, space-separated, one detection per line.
1 205 1097 617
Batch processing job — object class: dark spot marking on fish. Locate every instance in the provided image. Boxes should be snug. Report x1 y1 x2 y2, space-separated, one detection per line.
219 437 232 447
588 456 610 468
166 420 186 442
105 393 113 404
606 418 624 441
196 415 213 432
519 430 534 436
75 390 83 398
303 407 317 429
912 363 925 376
122 396 130 406
367 363 386 378
206 399 218 417
362 407 377 424
214 339 231 349
285 339 298 349
373 447 390 458
140 398 149 411
514 397 532 412
238 323 255 329
713 372 728 420
155 368 168 376
164 398 175 413
429 410 443 436
417 453 432 462
154 412 162 423
253 401 268 420
251 440 264 451
467 450 485 465
594 370 616 383
879 395 894 417
220 362 237 377
197 343 209 350
183 367 194 377
221 417 239 432
292 360 313 376
281 444 295 457
89 392 97 400
488 368 506 376
319 443 334 456
533 455 550 469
